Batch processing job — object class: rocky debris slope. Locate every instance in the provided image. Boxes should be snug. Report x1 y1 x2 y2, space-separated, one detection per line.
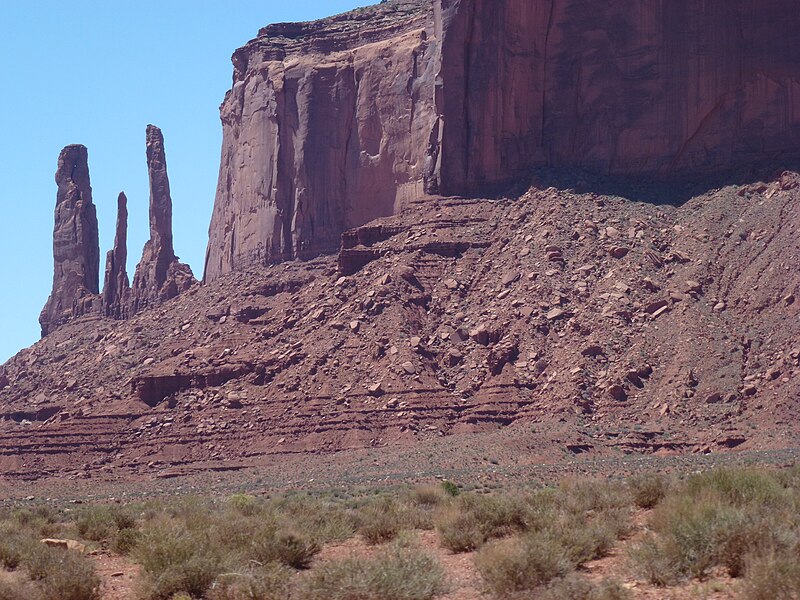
3 174 798 482
205 0 800 281
40 126 196 336
129 125 195 314
39 145 100 337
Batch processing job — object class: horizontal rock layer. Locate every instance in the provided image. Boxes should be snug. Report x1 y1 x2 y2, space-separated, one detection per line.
205 0 800 281
5 173 800 483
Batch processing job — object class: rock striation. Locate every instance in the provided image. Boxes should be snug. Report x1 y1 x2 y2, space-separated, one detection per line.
431 0 800 195
205 0 800 281
101 192 130 319
39 145 100 336
130 125 195 313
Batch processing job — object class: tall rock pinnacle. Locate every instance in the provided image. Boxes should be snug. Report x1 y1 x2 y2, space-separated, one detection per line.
102 192 130 319
130 125 195 313
39 145 100 336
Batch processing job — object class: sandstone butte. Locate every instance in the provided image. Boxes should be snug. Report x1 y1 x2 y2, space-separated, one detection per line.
203 0 800 281
1 0 798 485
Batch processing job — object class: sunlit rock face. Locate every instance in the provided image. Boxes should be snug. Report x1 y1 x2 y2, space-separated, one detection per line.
205 0 800 281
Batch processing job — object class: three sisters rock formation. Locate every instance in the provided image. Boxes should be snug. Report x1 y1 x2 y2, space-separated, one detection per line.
39 126 195 337
42 0 800 333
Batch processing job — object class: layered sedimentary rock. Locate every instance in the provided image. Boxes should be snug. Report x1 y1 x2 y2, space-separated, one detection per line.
101 192 130 319
205 0 800 281
39 145 100 336
130 125 195 313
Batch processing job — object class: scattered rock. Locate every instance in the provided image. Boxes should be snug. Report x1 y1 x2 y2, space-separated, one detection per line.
367 382 384 397
41 539 86 554
609 246 630 259
447 349 464 367
608 384 627 402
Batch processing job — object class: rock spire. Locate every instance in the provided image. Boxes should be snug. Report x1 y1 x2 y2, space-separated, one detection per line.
130 125 195 313
101 192 130 319
39 145 100 336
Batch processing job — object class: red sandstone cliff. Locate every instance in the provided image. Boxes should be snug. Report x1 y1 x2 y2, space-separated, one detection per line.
205 0 800 281
204 0 436 280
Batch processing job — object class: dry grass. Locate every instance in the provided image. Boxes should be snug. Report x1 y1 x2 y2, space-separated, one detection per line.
298 541 446 600
0 466 798 599
629 466 800 593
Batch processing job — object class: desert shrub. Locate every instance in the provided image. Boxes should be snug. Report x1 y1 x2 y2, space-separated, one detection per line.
299 543 446 600
37 551 101 600
0 528 30 569
558 478 632 514
208 564 292 600
557 517 619 564
358 498 410 545
227 494 259 516
435 508 485 553
410 485 447 507
630 467 799 586
18 544 100 600
111 527 141 555
75 505 137 542
685 468 785 508
628 473 669 509
628 534 678 587
630 493 744 584
441 481 460 498
539 574 632 600
9 507 61 538
269 496 357 544
436 494 527 553
134 523 223 600
251 529 320 569
739 550 800 600
0 581 34 600
475 533 573 595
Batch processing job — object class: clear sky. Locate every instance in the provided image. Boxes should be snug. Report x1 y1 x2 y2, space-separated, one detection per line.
0 0 373 364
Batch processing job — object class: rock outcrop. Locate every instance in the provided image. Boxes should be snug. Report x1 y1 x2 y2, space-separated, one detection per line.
101 192 130 319
203 0 436 281
130 125 195 313
39 145 100 336
431 0 800 195
205 0 800 281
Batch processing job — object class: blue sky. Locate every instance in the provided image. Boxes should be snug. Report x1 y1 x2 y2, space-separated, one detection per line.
0 0 372 363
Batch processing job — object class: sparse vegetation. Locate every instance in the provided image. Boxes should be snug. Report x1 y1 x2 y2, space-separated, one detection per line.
629 466 800 593
0 466 797 599
299 542 446 600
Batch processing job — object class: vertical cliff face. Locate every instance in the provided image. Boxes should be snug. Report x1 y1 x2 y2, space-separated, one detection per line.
204 0 435 281
39 145 100 336
204 0 800 281
102 192 130 319
130 125 196 312
431 0 800 194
